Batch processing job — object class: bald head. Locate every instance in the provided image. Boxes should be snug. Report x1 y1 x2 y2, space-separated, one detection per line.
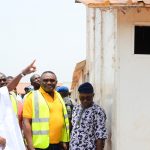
30 74 40 90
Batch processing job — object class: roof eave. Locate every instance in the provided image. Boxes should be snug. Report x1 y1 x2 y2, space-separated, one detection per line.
77 0 150 8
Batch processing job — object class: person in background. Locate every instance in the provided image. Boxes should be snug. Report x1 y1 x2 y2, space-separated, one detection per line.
30 74 40 90
7 76 23 102
6 76 13 85
23 71 70 150
70 82 107 150
56 86 73 129
0 60 36 150
0 73 7 88
6 76 23 129
24 85 34 94
23 74 40 98
23 74 40 99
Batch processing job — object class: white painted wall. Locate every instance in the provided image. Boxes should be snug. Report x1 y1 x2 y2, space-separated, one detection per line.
86 8 95 83
86 8 118 150
86 7 150 150
118 8 150 150
100 10 117 150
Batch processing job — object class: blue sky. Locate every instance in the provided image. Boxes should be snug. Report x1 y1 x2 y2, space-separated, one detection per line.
0 0 86 84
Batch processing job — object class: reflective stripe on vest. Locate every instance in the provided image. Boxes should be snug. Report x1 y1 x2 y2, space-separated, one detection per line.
32 91 49 149
57 93 70 142
32 130 49 135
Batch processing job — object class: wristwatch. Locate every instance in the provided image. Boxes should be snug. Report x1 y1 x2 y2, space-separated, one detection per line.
20 73 26 77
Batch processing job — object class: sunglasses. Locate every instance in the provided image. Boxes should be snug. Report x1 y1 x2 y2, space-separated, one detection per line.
0 78 6 82
79 95 93 101
43 79 56 82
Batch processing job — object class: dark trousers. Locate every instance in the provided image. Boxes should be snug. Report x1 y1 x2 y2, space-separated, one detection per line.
35 144 61 150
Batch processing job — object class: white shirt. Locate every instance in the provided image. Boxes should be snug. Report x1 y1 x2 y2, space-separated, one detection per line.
0 87 25 150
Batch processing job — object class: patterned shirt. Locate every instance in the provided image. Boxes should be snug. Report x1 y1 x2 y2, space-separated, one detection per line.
70 103 107 150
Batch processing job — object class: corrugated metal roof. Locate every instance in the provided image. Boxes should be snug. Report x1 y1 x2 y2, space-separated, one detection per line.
77 0 150 8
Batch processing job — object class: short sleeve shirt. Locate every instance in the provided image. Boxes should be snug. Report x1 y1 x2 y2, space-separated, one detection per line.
70 103 107 150
23 88 64 144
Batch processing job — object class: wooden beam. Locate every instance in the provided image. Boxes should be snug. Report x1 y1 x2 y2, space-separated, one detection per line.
78 0 150 8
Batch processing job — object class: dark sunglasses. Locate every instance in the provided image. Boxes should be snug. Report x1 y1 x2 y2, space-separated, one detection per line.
0 78 6 82
43 79 56 82
79 95 93 101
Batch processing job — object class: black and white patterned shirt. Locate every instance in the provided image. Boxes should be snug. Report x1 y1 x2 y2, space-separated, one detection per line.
70 103 107 150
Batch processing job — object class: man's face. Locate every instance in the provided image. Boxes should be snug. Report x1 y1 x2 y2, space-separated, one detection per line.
79 93 94 108
0 74 6 87
31 75 40 89
40 73 57 93
6 78 12 84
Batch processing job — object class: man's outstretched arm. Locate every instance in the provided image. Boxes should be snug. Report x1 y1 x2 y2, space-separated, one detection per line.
7 60 36 92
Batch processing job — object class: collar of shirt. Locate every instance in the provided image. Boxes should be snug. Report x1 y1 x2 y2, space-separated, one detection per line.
39 87 61 100
39 87 57 95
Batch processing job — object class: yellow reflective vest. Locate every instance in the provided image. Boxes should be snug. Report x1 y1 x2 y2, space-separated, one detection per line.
31 91 70 149
10 92 18 115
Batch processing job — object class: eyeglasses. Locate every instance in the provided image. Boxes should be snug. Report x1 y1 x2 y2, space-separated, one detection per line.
43 79 56 83
0 78 6 82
